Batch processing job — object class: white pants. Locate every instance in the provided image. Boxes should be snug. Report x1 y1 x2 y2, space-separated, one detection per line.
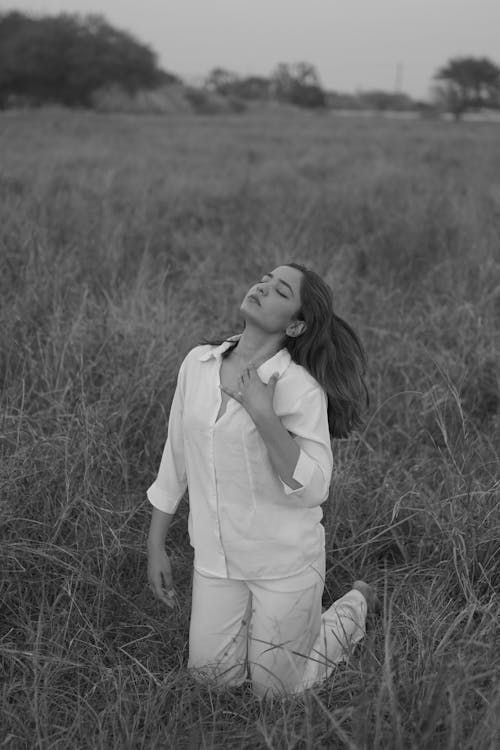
187 549 367 699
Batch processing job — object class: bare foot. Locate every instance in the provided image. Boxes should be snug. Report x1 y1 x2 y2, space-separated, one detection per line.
352 580 381 615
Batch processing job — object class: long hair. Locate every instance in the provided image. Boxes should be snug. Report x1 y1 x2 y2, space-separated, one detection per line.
201 262 369 438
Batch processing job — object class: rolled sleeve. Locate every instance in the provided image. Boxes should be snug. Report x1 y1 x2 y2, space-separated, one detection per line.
280 449 316 494
278 387 333 507
147 356 188 514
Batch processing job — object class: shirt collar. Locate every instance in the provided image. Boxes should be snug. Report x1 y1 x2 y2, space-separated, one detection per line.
199 334 291 384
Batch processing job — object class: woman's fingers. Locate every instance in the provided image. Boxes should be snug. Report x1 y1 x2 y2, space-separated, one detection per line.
148 559 176 608
156 581 176 608
149 572 170 605
160 586 176 608
150 573 171 606
160 560 177 607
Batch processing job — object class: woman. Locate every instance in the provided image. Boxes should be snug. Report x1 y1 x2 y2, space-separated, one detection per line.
147 262 375 700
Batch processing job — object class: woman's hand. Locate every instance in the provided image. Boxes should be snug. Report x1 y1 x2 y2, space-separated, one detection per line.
220 364 279 420
147 545 177 608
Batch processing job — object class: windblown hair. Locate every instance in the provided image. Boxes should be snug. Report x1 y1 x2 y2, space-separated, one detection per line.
201 262 369 438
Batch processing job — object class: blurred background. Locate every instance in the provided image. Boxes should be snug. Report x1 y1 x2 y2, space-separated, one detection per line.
1 0 500 118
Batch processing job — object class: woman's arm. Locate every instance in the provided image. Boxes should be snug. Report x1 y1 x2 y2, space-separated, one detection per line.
147 506 174 549
147 356 189 514
147 354 190 607
221 365 333 506
147 508 177 607
251 410 302 490
252 401 333 507
221 368 301 488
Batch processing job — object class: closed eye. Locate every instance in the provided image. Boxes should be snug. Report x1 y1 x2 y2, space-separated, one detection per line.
260 277 288 298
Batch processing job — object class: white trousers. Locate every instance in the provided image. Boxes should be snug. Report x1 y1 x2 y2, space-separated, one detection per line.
187 549 367 699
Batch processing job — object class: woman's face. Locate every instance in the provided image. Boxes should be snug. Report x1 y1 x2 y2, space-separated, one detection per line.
240 265 304 334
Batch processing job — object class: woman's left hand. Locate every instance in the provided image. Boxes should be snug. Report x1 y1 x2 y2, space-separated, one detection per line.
220 364 279 420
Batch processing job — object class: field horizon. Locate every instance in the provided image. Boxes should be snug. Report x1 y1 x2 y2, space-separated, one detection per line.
1 107 499 749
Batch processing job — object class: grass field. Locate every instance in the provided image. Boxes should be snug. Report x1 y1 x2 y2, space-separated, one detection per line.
1 106 500 749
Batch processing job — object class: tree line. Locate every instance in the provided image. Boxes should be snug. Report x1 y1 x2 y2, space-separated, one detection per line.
0 11 177 108
1 10 499 119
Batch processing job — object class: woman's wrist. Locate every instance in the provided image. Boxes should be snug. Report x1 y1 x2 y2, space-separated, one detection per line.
147 533 167 552
247 403 275 426
147 507 174 552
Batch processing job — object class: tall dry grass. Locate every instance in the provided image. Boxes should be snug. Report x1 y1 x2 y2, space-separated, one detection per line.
1 107 499 749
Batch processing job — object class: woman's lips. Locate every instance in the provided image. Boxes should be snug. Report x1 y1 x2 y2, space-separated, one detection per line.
247 294 261 305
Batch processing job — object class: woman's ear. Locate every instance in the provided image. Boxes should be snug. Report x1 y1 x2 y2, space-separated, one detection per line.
285 320 307 338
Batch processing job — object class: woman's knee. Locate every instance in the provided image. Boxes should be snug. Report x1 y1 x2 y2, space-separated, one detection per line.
249 658 299 700
188 645 248 689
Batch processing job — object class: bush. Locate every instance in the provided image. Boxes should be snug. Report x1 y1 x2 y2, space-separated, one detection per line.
184 86 246 114
0 11 174 108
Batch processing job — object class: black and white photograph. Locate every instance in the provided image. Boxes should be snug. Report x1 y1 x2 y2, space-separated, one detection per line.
1 1 499 747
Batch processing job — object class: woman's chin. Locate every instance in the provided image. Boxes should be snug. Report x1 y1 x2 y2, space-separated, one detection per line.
240 298 260 316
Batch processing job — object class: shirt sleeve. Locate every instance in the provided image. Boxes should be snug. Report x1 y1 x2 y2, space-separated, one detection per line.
278 386 333 508
147 355 189 514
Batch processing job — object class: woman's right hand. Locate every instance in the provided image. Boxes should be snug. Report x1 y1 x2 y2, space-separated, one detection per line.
147 546 176 608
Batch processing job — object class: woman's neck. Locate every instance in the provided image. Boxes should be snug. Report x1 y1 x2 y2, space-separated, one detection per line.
232 326 284 365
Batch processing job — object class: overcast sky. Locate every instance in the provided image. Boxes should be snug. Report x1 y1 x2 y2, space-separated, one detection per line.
8 0 500 98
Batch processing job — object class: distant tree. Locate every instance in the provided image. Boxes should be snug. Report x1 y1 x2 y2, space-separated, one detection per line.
434 56 500 120
204 67 240 96
204 69 270 101
234 76 270 101
270 62 325 108
0 11 176 108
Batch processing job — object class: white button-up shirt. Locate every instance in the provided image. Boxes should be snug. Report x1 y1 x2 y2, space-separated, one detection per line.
147 335 334 579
